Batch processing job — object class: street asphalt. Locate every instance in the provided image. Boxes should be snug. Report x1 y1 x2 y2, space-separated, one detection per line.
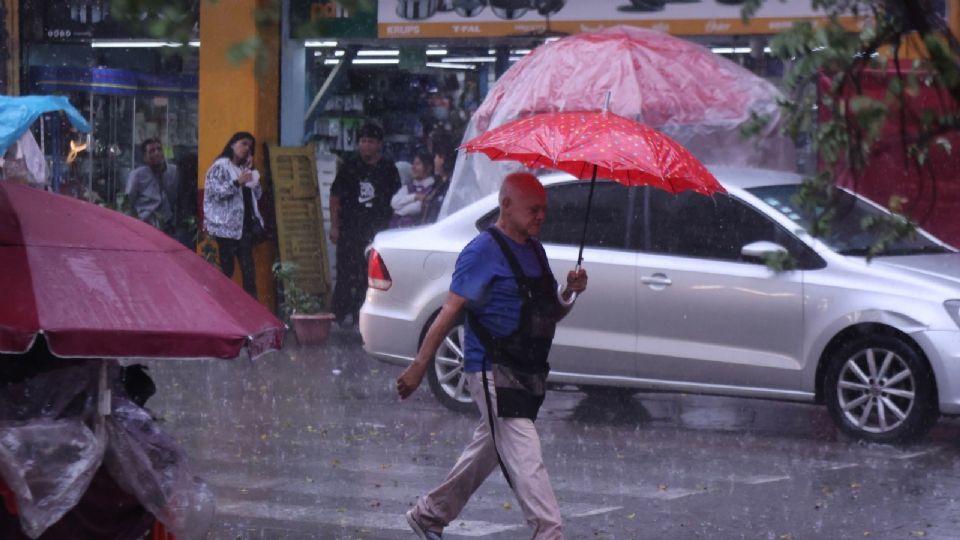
142 328 960 540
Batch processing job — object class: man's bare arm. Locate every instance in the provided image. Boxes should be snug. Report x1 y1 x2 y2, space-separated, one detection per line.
396 292 468 400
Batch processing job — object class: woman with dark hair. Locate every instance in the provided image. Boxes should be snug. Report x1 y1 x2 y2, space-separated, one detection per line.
202 131 264 298
420 141 456 224
389 148 435 228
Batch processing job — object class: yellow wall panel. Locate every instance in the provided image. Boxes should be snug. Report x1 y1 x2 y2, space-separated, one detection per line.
199 0 280 311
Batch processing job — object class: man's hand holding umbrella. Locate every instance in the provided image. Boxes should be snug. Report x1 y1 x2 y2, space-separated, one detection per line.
561 267 588 305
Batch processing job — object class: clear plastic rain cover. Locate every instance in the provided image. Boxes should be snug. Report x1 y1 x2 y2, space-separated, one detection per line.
0 361 213 539
443 25 795 216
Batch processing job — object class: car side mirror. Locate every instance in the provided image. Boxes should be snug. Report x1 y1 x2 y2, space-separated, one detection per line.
741 240 788 260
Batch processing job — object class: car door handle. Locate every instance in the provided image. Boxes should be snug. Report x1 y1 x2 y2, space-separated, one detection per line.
640 273 672 288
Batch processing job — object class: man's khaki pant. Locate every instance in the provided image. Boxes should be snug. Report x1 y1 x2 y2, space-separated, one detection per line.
413 371 564 539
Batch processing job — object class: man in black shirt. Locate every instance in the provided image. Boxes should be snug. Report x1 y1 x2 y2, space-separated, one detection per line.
329 122 401 327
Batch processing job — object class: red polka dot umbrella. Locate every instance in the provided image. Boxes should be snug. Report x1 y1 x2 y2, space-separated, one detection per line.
461 108 724 265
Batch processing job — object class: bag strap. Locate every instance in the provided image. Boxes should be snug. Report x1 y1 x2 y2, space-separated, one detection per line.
487 226 553 281
472 227 536 489
481 365 513 489
485 227 527 281
531 241 552 279
466 227 533 349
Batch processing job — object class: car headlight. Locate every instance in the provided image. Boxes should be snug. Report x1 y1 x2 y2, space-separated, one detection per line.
946 300 960 329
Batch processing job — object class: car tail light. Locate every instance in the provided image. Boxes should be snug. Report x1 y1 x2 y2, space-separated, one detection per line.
368 249 392 291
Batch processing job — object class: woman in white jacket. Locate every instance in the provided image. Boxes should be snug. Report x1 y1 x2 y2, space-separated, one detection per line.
389 149 435 229
202 131 264 298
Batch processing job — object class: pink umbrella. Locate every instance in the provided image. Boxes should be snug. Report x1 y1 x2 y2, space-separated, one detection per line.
445 25 791 216
473 25 780 133
0 182 284 360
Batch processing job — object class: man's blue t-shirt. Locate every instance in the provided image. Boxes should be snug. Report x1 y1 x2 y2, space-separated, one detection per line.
450 231 556 373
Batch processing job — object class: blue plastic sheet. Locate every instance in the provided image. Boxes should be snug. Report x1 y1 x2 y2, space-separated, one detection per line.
0 96 91 156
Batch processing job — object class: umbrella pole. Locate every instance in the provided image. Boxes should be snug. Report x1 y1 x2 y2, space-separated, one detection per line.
576 165 598 268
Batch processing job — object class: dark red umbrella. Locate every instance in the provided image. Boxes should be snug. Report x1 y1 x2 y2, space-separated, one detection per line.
462 108 724 265
0 182 284 359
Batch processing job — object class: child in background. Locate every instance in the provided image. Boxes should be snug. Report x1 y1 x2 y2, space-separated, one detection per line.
389 149 435 228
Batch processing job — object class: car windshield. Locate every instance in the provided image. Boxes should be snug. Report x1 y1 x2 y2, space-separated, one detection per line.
746 184 954 256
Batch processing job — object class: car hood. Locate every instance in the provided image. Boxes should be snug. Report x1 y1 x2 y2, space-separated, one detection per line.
873 253 960 290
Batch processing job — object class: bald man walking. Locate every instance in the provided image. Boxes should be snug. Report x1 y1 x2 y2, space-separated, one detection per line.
397 173 588 540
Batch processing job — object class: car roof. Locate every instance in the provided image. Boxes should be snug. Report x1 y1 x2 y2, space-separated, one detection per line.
538 166 803 191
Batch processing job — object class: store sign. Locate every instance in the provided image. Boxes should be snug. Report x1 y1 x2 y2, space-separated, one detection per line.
39 0 198 41
377 0 860 38
41 0 129 40
289 0 378 39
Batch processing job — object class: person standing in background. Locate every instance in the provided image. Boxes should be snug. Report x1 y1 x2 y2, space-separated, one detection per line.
390 149 435 229
329 121 401 327
203 132 264 298
126 138 178 235
421 140 456 224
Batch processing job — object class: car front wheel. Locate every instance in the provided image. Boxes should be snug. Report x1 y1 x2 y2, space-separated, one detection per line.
824 334 938 443
426 322 475 413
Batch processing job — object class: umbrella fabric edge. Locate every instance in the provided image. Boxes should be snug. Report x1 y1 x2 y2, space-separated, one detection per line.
41 329 249 360
460 111 726 195
0 330 38 355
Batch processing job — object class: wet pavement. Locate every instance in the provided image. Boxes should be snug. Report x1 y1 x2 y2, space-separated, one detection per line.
143 328 960 540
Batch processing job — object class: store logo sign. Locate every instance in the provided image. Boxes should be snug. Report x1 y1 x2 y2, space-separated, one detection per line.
704 20 732 33
311 1 351 20
453 24 481 33
386 25 421 35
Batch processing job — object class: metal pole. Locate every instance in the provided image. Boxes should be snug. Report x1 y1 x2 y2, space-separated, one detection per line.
131 97 136 172
576 164 598 268
165 97 170 151
88 92 94 194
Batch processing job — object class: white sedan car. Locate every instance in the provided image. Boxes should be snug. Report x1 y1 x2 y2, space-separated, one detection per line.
360 167 960 443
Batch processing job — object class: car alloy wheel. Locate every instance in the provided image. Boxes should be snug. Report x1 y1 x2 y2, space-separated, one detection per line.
825 334 937 442
426 323 475 413
836 347 915 433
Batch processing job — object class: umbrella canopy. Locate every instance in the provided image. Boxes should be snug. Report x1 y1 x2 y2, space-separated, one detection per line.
462 110 723 196
445 25 792 217
462 109 724 266
0 96 91 156
473 26 778 133
0 182 284 360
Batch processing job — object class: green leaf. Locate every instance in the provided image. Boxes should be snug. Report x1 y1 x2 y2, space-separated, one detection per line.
273 261 327 320
738 0 763 23
740 112 770 139
227 36 262 65
764 251 798 272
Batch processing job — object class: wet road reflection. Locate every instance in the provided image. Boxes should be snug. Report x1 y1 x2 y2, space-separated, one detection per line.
143 330 960 539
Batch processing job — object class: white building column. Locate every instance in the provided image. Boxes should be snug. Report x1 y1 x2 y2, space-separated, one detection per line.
280 0 306 146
